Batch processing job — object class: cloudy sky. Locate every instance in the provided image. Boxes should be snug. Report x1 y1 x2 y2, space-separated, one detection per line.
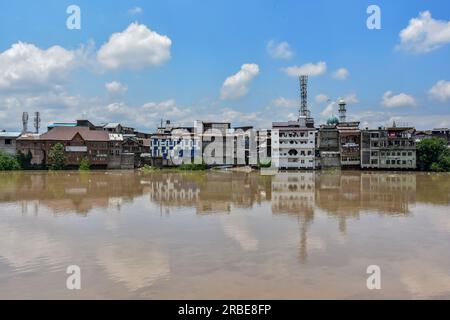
1 0 450 132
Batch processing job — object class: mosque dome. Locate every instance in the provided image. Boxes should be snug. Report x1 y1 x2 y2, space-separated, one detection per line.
327 115 339 125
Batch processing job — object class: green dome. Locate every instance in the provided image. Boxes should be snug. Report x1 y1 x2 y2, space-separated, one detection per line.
327 115 339 125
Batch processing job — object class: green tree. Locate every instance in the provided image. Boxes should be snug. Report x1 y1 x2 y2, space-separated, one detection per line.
79 156 90 171
0 152 21 171
48 143 66 170
417 137 450 172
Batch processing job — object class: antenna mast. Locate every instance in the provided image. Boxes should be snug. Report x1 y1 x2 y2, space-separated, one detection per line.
299 75 308 119
22 112 29 133
33 112 41 134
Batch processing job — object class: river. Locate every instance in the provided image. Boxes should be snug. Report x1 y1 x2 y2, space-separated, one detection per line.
0 170 449 299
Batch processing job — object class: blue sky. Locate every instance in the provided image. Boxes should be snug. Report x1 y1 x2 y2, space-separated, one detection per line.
1 0 450 131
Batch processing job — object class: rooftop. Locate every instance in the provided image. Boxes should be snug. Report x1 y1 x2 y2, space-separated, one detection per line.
48 123 77 128
0 131 22 138
39 127 109 141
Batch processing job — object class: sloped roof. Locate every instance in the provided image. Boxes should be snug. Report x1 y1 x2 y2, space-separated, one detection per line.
39 127 109 141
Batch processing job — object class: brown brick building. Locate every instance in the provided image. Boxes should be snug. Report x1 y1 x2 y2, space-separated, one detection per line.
16 127 110 169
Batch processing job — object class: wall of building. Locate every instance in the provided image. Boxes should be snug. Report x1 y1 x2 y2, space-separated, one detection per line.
272 128 316 169
0 137 17 155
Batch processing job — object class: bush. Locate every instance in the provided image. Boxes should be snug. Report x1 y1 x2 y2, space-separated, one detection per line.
79 156 90 171
16 150 33 170
0 152 21 171
417 137 450 172
258 161 272 168
48 143 66 170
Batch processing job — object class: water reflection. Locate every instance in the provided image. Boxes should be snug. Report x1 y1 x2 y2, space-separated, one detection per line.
1 170 450 299
3 170 444 216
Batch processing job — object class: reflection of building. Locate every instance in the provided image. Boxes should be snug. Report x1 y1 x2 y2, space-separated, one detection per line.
315 171 416 233
147 176 199 207
271 172 315 214
360 172 416 214
0 172 146 214
272 119 316 169
271 172 315 263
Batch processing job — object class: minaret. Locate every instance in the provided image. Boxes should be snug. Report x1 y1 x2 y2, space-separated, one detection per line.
338 98 347 123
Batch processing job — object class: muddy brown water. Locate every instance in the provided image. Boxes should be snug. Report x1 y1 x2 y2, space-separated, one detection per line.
0 170 449 299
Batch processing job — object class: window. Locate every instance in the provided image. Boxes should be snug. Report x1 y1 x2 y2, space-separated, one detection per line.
5 139 12 145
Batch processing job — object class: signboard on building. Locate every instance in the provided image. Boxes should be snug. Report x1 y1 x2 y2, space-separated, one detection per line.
66 146 87 152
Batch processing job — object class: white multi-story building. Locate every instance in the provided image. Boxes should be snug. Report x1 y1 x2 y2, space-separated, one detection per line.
271 118 316 169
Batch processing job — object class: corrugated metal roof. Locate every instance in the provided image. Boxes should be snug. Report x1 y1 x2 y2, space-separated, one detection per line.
0 132 21 138
103 123 121 129
48 123 77 128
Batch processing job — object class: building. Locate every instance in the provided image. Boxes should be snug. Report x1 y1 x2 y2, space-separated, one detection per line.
16 133 44 165
228 126 256 166
0 131 21 155
431 128 450 145
361 126 416 170
39 127 110 169
194 121 231 165
337 121 361 168
271 118 316 170
150 121 199 166
317 119 340 169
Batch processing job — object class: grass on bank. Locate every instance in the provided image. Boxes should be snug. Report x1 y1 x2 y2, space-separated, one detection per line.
141 163 207 173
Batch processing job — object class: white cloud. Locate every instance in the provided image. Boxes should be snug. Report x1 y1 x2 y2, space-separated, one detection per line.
429 80 450 102
105 81 128 96
381 91 417 108
315 94 329 104
321 101 336 117
0 42 77 91
271 97 297 108
397 11 450 53
220 64 260 100
283 61 326 77
97 23 172 70
266 40 293 60
343 93 359 104
332 68 349 80
128 6 143 15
